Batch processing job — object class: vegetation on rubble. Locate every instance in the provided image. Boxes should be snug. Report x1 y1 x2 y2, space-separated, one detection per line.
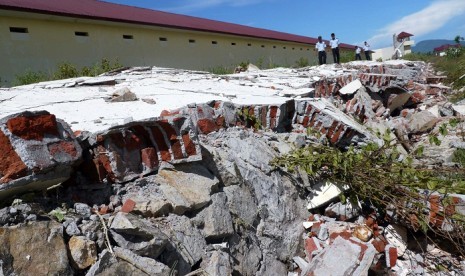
404 39 465 101
271 129 465 255
236 108 262 129
206 66 234 75
13 58 123 86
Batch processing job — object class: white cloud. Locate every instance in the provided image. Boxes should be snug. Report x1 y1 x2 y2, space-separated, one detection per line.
367 0 465 48
161 0 272 14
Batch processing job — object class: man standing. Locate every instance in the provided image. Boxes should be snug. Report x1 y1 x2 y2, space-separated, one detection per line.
329 33 340 64
355 46 362 60
315 36 327 65
363 41 371 60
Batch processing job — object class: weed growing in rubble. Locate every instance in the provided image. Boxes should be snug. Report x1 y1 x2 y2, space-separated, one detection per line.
207 66 233 75
271 129 465 254
295 57 309 68
237 108 262 129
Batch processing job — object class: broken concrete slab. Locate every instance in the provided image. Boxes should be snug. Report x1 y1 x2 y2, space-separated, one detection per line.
295 98 382 148
0 111 82 201
407 110 439 134
200 250 233 276
339 79 362 95
192 192 234 239
307 180 349 210
109 212 169 258
304 236 376 276
108 87 138 103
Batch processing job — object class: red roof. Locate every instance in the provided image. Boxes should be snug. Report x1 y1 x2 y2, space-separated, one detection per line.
397 32 414 39
434 44 461 52
0 0 354 49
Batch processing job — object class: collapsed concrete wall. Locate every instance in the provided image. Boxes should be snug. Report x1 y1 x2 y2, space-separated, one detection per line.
0 60 464 275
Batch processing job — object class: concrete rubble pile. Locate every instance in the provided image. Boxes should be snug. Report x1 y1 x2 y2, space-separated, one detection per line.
0 60 464 275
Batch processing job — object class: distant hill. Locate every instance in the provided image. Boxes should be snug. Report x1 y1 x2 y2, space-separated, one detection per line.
412 39 465 53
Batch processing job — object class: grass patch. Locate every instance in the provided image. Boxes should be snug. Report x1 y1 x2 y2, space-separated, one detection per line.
13 58 123 86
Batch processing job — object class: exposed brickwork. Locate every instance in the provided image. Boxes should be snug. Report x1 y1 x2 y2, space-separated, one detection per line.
7 114 59 141
141 147 159 170
121 199 136 213
197 118 220 134
0 129 28 183
48 141 78 158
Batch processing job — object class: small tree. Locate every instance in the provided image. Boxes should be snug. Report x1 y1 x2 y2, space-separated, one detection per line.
454 35 464 45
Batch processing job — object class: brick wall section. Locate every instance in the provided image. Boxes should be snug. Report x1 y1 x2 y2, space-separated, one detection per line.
0 129 28 183
87 116 202 183
0 111 82 199
294 99 377 147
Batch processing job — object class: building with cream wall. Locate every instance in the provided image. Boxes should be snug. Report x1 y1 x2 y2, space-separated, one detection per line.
0 0 353 86
372 32 414 61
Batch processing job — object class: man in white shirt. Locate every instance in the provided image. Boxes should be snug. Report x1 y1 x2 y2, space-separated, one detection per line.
355 46 362 60
315 36 327 65
363 41 371 60
329 33 340 64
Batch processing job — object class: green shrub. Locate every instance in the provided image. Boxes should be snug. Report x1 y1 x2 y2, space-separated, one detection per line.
339 50 354 63
54 62 79 79
13 70 49 86
453 148 465 167
295 57 309 68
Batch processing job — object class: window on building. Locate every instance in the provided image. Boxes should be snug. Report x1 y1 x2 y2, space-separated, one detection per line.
189 39 196 43
159 37 168 41
9 27 28 33
123 35 133 40
212 41 218 45
231 42 236 46
75 31 89 37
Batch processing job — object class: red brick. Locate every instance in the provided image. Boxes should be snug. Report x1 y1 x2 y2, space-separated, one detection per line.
48 141 78 158
141 147 159 169
171 140 184 159
182 134 197 156
0 130 28 183
149 126 170 161
386 245 398 268
158 120 178 141
215 116 225 128
330 125 346 145
197 118 220 134
302 116 310 127
371 236 387 253
7 114 59 141
121 199 136 213
329 230 352 243
305 237 322 258
160 109 180 117
99 206 109 215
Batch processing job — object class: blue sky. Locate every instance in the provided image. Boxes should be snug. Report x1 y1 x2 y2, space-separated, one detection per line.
105 0 465 48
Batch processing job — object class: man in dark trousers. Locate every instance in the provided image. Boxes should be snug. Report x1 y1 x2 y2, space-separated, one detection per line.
315 36 327 65
363 41 371 60
329 33 340 64
355 46 362 60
